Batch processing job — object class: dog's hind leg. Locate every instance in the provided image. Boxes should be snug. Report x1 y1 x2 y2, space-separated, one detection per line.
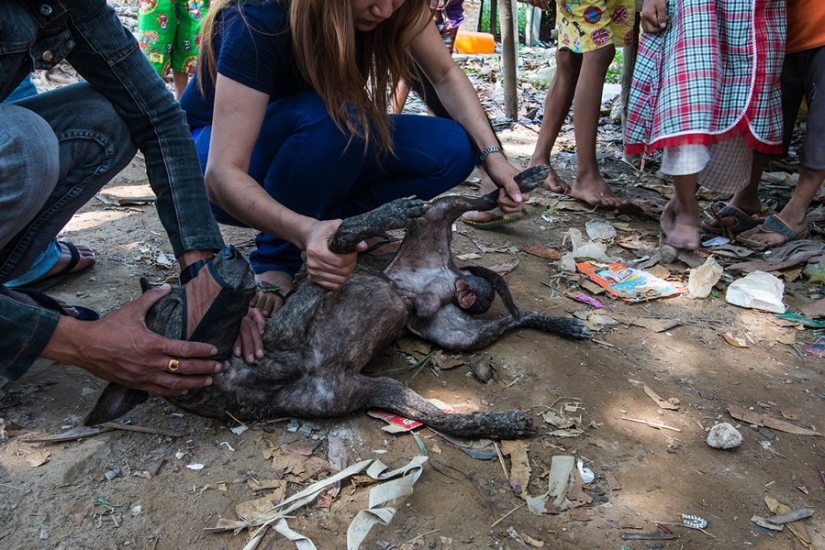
357 375 536 440
328 197 429 254
423 165 553 226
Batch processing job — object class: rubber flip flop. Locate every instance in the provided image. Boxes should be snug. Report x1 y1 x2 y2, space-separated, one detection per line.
737 215 808 251
461 207 532 230
13 287 99 321
701 205 761 235
22 241 95 292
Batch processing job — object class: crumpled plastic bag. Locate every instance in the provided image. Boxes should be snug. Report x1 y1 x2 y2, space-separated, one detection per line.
688 255 723 298
563 228 616 262
725 270 785 313
584 218 616 242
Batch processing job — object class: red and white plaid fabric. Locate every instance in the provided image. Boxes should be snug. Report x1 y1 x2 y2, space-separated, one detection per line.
625 0 786 157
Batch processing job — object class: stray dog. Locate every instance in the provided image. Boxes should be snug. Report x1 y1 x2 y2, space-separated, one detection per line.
86 166 590 439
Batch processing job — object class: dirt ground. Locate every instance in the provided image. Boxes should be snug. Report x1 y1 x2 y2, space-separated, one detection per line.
2 38 825 550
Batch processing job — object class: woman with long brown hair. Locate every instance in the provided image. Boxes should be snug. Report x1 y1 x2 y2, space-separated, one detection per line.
181 0 524 315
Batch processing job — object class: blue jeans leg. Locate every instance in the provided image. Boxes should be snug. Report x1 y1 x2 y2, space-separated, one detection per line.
0 83 136 283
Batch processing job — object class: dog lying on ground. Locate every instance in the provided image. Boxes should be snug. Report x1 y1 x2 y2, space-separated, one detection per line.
86 166 591 439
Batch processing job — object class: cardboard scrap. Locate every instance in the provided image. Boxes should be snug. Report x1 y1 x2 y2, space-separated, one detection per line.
524 454 594 516
643 385 679 410
577 261 681 302
501 440 531 497
728 405 820 436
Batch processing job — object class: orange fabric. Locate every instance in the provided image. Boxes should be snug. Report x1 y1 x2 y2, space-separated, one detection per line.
787 0 825 53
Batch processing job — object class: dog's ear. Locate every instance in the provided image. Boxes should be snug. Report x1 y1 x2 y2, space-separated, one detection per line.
84 383 149 426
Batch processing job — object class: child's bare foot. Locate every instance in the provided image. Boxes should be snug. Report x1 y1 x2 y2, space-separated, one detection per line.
737 214 808 250
660 198 700 250
540 164 569 193
253 270 293 318
567 173 628 209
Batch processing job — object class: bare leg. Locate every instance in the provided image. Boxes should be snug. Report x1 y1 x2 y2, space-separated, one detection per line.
529 48 580 193
172 70 189 100
390 79 412 114
661 173 701 251
567 45 628 209
728 157 767 215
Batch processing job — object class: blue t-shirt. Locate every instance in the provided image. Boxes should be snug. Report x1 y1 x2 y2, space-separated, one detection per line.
180 0 310 128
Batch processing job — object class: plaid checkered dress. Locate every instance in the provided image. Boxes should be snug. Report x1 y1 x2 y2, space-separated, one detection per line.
625 0 786 157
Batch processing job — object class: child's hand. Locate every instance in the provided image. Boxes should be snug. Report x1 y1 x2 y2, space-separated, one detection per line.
641 0 668 33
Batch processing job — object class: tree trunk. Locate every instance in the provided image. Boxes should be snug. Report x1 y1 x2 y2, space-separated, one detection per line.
499 0 518 119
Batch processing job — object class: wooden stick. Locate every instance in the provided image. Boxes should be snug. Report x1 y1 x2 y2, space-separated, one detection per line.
621 416 682 432
102 422 188 437
490 502 525 528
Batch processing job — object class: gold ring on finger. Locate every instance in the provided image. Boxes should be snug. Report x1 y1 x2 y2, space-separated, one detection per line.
167 357 181 373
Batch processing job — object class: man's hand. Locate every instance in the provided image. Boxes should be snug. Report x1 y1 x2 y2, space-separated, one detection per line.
304 219 364 291
641 0 668 33
43 285 220 397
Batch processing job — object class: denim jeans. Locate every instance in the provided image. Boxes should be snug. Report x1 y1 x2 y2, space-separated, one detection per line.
193 92 478 275
1 0 225 381
0 83 136 283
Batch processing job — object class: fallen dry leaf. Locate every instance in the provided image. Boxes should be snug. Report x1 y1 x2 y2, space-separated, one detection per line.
723 333 749 348
25 450 51 467
728 405 820 436
235 494 281 521
501 440 531 497
781 410 801 421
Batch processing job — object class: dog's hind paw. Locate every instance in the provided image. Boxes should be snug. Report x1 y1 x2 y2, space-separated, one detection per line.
492 410 537 439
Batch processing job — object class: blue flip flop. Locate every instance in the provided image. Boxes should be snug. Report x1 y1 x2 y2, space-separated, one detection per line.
13 287 99 321
737 215 808 251
701 205 761 235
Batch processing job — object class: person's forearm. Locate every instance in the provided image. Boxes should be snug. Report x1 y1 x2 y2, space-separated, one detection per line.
431 65 502 154
67 0 224 258
205 166 317 251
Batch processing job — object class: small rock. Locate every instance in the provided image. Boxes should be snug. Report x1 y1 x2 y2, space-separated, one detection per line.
472 362 494 382
706 422 743 449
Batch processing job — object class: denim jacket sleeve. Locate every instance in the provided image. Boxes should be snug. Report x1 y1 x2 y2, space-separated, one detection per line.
0 295 60 381
64 0 224 257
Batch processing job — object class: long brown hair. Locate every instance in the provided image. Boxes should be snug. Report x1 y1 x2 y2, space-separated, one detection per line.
198 0 431 153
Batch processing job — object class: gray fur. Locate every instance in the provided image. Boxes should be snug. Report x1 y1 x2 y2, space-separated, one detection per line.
86 166 590 440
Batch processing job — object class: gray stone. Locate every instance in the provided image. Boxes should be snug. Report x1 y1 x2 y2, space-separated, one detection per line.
707 422 743 449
